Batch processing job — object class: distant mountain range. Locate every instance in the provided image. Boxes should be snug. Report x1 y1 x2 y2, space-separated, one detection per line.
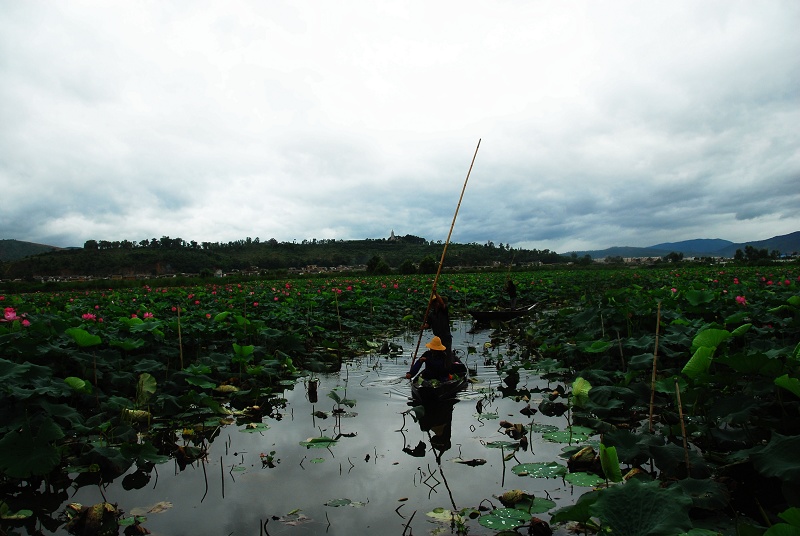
568 231 800 259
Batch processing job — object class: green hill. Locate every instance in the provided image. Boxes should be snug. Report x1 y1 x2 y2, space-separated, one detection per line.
0 236 566 281
0 239 63 261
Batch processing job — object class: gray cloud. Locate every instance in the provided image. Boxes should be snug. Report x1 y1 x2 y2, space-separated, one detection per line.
1 1 798 253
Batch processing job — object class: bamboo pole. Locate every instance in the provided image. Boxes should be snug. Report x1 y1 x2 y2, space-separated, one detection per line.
411 139 481 365
648 302 662 433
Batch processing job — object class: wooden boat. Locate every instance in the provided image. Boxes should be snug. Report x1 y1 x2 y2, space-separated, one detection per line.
410 377 468 403
468 303 536 324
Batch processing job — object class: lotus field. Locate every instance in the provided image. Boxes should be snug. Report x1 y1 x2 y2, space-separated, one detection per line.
1 265 799 535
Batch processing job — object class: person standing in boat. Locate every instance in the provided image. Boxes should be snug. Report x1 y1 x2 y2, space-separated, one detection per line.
504 279 517 309
424 292 453 359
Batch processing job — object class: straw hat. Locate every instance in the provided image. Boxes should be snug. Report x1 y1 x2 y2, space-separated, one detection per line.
425 336 447 351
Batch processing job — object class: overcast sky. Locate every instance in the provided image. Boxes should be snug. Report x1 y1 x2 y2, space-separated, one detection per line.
1 1 798 254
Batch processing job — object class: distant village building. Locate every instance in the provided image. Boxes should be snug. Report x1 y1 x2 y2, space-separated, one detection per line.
389 230 397 241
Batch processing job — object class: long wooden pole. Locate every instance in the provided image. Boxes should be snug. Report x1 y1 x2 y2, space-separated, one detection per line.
411 139 481 364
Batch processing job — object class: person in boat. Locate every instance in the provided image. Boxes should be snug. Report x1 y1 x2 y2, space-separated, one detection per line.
423 292 453 359
504 279 517 309
405 336 467 381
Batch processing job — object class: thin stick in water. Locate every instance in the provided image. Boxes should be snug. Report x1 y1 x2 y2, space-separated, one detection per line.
648 302 662 433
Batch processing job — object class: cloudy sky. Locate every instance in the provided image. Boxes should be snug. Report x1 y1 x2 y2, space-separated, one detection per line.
1 1 798 254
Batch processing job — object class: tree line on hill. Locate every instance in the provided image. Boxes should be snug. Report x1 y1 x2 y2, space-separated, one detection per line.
1 234 568 281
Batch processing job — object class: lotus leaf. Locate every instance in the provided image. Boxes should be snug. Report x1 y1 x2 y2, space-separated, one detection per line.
300 436 338 448
240 422 270 433
599 444 622 483
543 430 592 444
65 327 102 347
478 507 529 529
590 478 693 535
0 419 63 478
564 471 605 487
751 433 800 482
511 461 567 478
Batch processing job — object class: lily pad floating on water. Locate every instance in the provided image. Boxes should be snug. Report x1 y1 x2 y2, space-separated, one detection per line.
543 425 595 444
511 461 567 479
240 422 270 433
528 423 559 434
564 471 605 487
299 436 338 449
324 498 366 507
478 507 529 530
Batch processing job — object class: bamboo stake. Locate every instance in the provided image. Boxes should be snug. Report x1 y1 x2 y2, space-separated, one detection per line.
675 378 691 472
177 306 184 370
412 139 481 364
648 302 662 433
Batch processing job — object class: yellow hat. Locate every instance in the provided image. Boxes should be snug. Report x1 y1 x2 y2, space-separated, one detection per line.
425 336 447 351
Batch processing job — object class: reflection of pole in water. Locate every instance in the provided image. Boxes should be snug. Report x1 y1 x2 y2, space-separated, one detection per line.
410 397 460 511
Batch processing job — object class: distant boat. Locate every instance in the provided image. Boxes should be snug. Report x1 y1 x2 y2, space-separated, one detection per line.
468 303 537 324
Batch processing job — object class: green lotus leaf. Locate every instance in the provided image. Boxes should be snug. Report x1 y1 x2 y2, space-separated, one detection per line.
778 507 800 526
682 346 715 379
0 501 33 520
543 430 591 444
599 444 622 483
109 338 146 350
528 423 559 434
564 472 604 487
514 496 557 514
300 436 338 448
136 373 157 406
65 376 92 394
240 423 270 433
511 461 567 478
0 421 63 478
763 524 800 536
674 478 730 511
550 489 601 524
65 327 102 347
691 328 731 352
572 376 592 407
426 507 453 522
775 374 800 398
478 508 529 530
590 478 693 535
684 290 715 306
751 433 800 482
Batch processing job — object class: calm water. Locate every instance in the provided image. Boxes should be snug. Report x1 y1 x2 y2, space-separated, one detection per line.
59 320 584 535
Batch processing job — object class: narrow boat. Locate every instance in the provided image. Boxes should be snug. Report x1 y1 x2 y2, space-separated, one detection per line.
410 376 468 403
468 303 537 324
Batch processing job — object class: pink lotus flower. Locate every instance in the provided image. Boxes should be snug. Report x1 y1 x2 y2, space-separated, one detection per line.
735 296 747 305
143 312 154 319
4 307 19 321
22 319 30 327
671 288 677 293
82 313 97 321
